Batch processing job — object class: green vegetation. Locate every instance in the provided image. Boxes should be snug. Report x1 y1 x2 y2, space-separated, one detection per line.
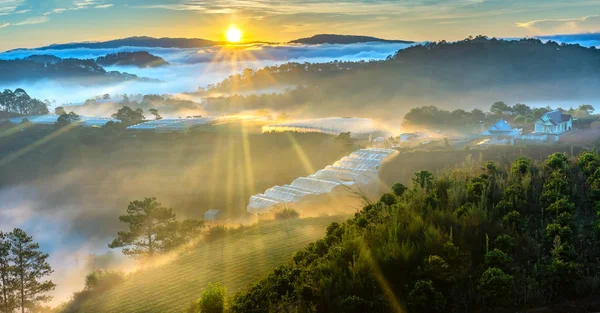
0 121 351 219
402 103 597 132
56 271 125 313
63 215 345 313
187 282 227 313
0 229 55 313
0 88 49 116
224 152 600 312
108 197 204 258
110 106 145 126
200 37 600 121
274 208 300 220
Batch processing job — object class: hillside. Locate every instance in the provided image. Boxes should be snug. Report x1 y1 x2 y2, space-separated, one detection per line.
290 34 413 44
227 151 600 312
0 57 156 84
96 51 169 68
75 215 348 313
8 36 221 51
203 36 600 121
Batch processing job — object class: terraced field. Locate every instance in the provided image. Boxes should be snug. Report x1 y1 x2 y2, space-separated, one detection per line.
81 215 347 313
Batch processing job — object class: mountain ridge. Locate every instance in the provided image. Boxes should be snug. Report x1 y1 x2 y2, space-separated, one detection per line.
5 34 414 52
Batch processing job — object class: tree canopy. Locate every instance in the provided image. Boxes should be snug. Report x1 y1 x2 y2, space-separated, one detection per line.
108 198 204 258
0 89 49 116
0 229 55 313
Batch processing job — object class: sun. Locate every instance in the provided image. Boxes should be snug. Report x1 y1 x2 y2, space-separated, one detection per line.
226 26 242 43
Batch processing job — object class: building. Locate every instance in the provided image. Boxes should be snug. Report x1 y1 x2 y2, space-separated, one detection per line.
534 110 573 134
204 209 221 221
481 119 523 145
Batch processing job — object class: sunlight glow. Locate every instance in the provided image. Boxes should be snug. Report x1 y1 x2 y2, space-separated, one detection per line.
226 25 242 43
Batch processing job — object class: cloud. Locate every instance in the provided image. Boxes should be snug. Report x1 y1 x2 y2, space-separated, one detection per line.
516 15 600 28
516 14 600 35
13 16 50 26
44 8 67 15
0 23 9 28
95 3 113 9
15 9 29 13
74 0 98 8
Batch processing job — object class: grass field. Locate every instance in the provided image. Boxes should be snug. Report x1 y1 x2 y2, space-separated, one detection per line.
80 215 348 313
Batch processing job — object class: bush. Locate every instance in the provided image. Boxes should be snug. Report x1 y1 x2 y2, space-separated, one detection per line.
379 193 397 206
494 235 515 254
197 282 227 313
204 225 229 243
478 267 514 307
408 280 446 313
391 183 408 197
274 207 300 220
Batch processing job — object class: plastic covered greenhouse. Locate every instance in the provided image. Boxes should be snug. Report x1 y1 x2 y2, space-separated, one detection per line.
126 117 219 133
262 117 382 138
5 115 119 127
247 148 398 214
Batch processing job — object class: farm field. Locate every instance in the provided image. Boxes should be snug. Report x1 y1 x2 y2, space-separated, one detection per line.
80 215 349 313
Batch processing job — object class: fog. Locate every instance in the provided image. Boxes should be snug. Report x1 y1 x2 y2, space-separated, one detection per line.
1 35 599 308
0 42 414 105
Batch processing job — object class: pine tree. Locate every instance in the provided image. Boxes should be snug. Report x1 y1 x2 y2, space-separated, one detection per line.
109 197 177 258
8 229 55 313
0 232 17 313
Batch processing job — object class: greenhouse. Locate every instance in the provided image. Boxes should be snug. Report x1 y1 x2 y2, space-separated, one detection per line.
262 117 382 138
5 115 119 127
126 117 219 133
247 148 398 214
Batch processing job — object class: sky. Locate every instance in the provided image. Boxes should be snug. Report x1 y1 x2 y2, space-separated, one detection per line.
0 0 600 51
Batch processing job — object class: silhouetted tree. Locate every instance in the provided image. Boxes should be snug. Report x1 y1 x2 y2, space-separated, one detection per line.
111 106 144 126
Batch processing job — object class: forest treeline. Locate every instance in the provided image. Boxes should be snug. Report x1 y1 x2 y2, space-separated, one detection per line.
183 151 600 313
201 37 600 119
402 103 597 132
0 57 153 84
0 89 49 117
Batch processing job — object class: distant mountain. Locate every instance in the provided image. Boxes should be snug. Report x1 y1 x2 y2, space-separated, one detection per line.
0 57 157 84
96 51 169 68
24 54 62 64
8 36 223 51
289 34 414 45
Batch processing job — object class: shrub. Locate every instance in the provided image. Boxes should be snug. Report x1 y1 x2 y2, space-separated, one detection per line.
274 208 300 220
494 235 515 254
379 192 397 206
478 267 514 307
391 183 408 197
408 280 446 313
197 282 227 313
204 225 229 243
484 249 512 272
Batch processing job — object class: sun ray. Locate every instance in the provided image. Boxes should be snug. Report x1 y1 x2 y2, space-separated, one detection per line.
240 121 256 197
357 237 406 313
285 132 315 175
0 123 78 167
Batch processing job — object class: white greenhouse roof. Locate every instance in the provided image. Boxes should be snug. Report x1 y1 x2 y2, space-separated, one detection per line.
5 115 119 127
127 117 218 132
247 148 398 214
262 117 381 138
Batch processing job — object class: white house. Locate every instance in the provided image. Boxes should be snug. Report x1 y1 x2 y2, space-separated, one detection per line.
534 110 573 134
481 119 523 145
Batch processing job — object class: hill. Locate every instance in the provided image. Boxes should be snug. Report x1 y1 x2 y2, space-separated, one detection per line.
202 36 600 122
289 34 414 44
95 51 169 68
74 215 348 313
0 57 156 84
227 151 600 313
8 36 221 51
